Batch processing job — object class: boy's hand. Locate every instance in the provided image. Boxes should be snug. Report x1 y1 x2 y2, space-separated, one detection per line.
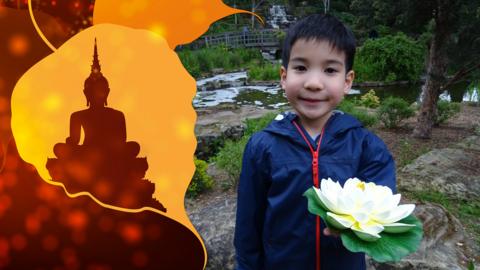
323 227 341 237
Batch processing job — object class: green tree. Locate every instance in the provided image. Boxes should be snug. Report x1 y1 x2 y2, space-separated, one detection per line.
354 33 424 82
413 0 480 138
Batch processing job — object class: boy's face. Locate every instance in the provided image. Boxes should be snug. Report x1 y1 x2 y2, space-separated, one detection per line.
280 39 354 126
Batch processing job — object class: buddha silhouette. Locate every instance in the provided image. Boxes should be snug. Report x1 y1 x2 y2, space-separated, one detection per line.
47 39 166 212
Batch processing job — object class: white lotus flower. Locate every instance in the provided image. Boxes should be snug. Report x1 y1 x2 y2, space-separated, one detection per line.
314 178 415 241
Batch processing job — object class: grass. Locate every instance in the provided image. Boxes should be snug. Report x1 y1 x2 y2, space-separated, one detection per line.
396 139 430 168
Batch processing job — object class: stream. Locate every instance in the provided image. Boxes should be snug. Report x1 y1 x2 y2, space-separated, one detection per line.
193 72 478 109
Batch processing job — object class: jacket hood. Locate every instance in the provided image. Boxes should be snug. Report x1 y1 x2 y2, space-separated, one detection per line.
263 110 363 140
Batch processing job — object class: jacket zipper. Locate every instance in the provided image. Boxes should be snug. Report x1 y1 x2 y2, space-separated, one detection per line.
292 121 325 270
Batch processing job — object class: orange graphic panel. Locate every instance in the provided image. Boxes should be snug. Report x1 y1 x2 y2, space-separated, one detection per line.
3 0 260 268
10 23 208 267
12 23 199 235
93 0 259 48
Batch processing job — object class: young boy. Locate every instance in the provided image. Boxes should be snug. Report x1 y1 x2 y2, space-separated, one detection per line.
234 14 396 270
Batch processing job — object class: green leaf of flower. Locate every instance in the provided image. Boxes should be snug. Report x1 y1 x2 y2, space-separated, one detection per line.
340 215 423 262
304 187 328 221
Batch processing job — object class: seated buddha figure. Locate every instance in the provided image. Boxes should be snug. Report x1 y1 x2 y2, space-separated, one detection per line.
46 40 167 211
53 41 139 159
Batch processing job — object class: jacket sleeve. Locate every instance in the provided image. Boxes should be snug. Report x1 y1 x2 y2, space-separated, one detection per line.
234 135 269 270
358 132 397 193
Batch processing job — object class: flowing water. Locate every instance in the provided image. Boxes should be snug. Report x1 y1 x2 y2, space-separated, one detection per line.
193 72 477 109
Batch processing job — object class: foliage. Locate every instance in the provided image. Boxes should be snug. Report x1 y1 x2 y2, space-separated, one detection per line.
354 33 425 82
377 97 415 128
213 113 277 188
248 63 281 81
337 99 378 127
244 112 277 137
177 46 263 78
435 101 460 125
187 158 214 198
177 50 201 78
213 137 249 188
397 139 429 168
360 89 380 108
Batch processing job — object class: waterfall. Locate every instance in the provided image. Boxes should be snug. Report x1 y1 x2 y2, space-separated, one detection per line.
268 5 291 29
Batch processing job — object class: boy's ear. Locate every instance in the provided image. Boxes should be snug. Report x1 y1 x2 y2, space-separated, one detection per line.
280 66 287 89
343 70 355 95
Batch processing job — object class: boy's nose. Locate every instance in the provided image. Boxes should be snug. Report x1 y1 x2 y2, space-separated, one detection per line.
304 73 324 91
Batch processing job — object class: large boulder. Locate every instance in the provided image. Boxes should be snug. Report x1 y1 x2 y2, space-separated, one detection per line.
399 136 480 199
188 194 237 270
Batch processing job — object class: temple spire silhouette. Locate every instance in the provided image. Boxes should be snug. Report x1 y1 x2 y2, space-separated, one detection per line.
91 38 101 74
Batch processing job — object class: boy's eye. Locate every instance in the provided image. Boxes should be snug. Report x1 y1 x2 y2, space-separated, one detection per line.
293 65 307 71
325 68 338 74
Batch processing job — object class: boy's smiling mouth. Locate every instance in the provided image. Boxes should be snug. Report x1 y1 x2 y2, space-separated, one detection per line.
299 97 326 103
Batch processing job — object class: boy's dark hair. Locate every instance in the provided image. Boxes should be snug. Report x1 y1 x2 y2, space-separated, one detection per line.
281 14 356 72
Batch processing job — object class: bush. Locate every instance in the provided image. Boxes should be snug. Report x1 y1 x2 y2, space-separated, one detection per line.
187 158 214 198
354 32 425 82
360 89 380 108
247 63 281 81
177 46 264 78
244 113 277 137
337 99 378 127
213 113 276 188
237 47 263 64
213 137 248 187
377 97 415 128
435 101 460 125
177 50 201 78
196 50 213 73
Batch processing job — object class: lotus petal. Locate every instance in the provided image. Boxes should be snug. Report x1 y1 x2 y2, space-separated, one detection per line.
358 220 384 235
337 192 355 214
377 204 415 224
358 200 375 214
322 178 342 197
375 193 401 214
351 226 381 242
313 187 329 210
315 187 341 213
326 212 355 230
383 222 416 233
319 179 345 213
351 212 370 224
343 178 362 192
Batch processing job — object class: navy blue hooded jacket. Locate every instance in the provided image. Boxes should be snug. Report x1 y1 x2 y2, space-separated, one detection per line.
234 111 396 270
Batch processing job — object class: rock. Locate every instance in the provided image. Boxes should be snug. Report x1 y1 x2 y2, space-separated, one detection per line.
194 106 276 160
196 72 248 91
368 203 479 270
195 135 226 161
188 194 237 270
455 135 480 152
399 139 480 199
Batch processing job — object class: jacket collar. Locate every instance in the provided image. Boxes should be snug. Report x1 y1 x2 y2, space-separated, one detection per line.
263 110 363 145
